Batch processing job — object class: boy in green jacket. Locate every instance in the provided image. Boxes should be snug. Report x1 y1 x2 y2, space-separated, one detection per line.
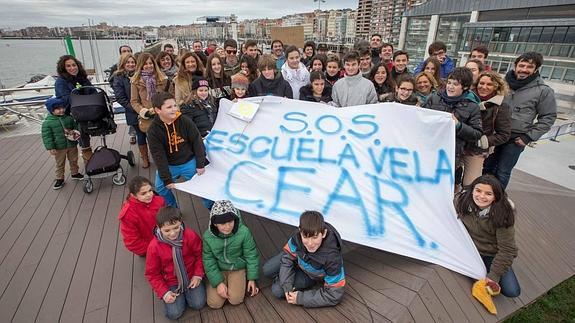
41 97 84 190
202 200 259 308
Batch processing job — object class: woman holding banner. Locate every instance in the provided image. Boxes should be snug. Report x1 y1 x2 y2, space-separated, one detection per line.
462 71 511 187
455 175 520 298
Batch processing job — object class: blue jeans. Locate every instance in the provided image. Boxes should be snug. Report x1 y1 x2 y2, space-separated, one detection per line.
134 125 147 145
155 158 198 208
263 252 316 299
483 139 525 189
164 282 206 320
482 255 521 298
155 158 214 209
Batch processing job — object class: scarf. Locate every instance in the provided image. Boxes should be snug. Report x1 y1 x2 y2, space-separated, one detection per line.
162 65 178 79
476 91 496 102
154 225 189 294
439 90 469 107
326 72 341 85
478 206 491 218
505 70 539 91
141 70 157 101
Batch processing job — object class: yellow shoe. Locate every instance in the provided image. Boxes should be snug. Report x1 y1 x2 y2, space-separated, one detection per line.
472 279 497 314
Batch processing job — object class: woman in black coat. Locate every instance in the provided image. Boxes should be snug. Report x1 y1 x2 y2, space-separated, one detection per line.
54 55 93 161
112 53 140 145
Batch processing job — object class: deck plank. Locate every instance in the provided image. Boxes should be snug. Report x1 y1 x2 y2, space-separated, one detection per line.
344 276 407 321
1 182 84 322
260 287 315 323
243 291 283 322
59 174 115 323
0 140 51 227
85 126 134 323
0 135 28 176
221 303 254 322
130 256 155 323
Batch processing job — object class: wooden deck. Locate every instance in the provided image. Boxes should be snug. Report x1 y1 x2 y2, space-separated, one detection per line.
0 124 573 323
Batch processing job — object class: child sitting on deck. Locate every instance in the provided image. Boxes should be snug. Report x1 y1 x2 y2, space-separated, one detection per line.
202 200 260 309
145 207 206 320
41 97 84 190
455 175 520 297
263 210 346 307
118 176 165 256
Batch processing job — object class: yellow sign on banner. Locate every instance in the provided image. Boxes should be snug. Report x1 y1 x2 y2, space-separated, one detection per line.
228 100 260 122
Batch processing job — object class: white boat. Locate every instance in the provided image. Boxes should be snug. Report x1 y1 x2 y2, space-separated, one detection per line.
0 75 56 104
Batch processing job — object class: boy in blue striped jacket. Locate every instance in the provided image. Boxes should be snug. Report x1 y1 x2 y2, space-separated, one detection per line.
263 211 346 307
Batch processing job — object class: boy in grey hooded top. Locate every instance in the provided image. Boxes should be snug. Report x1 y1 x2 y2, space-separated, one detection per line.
330 51 378 107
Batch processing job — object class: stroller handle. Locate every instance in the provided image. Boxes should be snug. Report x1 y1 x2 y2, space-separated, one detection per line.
71 86 106 94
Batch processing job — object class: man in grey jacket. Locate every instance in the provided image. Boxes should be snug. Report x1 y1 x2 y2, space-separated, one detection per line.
483 52 557 188
330 51 378 107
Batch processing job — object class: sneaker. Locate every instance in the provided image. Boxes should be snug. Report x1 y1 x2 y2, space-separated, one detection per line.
53 179 65 190
129 135 136 145
71 173 84 180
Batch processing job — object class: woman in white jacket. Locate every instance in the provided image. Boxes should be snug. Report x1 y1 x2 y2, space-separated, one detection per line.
281 45 310 100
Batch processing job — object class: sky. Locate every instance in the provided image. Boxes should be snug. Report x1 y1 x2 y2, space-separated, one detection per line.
0 0 357 29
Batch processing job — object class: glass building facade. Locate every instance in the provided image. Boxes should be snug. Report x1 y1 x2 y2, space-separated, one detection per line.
404 16 430 67
459 24 575 83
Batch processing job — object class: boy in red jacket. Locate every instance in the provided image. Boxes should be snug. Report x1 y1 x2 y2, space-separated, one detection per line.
145 207 206 319
118 176 165 256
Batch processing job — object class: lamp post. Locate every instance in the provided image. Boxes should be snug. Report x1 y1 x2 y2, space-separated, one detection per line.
314 0 326 10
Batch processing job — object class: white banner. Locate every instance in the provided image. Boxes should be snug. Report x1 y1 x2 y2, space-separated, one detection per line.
177 97 486 279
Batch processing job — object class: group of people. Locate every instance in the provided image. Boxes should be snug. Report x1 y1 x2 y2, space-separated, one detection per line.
40 34 559 319
119 181 345 319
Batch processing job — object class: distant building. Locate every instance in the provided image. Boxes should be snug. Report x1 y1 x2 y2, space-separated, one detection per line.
399 0 575 84
355 0 373 39
356 0 426 43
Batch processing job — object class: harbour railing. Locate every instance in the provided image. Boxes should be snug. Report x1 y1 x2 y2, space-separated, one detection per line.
0 82 113 124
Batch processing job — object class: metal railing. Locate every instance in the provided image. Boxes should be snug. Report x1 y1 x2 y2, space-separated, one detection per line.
0 81 111 95
540 122 575 142
0 82 113 124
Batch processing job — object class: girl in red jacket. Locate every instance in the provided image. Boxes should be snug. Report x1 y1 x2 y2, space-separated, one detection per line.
118 176 165 256
145 207 206 319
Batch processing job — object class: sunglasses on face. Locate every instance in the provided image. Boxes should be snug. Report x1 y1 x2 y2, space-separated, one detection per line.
226 50 237 54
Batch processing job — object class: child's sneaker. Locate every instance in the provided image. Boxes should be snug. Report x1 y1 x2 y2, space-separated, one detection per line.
71 173 84 180
53 179 65 190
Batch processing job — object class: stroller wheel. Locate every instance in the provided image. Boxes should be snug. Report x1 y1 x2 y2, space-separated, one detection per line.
113 173 126 186
83 179 94 193
126 151 136 167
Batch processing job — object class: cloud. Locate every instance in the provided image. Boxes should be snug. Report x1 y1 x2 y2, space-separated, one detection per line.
0 0 357 28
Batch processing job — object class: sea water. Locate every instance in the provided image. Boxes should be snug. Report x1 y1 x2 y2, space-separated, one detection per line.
0 39 144 88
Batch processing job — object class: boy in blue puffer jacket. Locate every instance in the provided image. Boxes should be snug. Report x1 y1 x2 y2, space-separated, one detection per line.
41 97 84 190
263 210 346 308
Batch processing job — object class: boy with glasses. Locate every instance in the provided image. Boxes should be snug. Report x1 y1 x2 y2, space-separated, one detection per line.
223 39 241 77
414 41 455 80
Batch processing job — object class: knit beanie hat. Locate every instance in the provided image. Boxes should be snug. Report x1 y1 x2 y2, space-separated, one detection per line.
45 97 65 114
231 73 249 90
192 77 210 91
210 200 239 224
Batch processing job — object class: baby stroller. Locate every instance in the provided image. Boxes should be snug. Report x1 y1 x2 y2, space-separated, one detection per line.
70 86 135 193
